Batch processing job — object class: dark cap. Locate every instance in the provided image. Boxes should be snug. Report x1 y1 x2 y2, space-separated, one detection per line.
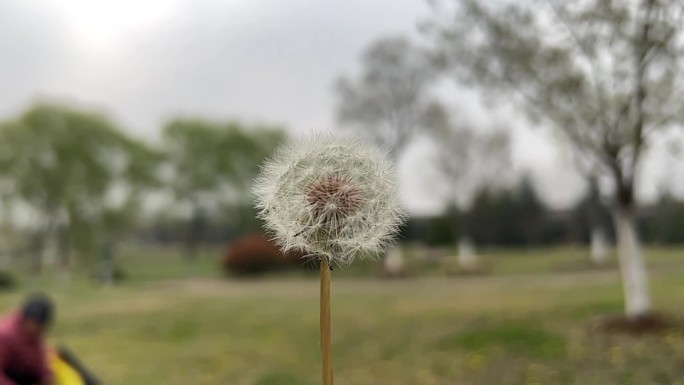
20 293 55 327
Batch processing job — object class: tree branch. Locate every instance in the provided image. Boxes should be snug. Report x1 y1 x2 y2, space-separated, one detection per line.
630 0 657 175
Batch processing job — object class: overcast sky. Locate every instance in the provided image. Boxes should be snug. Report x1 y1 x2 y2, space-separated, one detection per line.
1 0 682 215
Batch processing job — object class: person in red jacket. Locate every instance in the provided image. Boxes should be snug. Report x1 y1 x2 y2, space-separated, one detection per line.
0 293 54 385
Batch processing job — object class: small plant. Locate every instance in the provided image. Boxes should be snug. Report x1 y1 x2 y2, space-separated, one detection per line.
254 133 404 385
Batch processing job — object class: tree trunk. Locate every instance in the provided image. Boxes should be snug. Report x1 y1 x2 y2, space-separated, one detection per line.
589 226 609 266
613 206 651 318
185 206 207 261
30 230 46 274
383 245 404 276
57 224 71 278
451 207 479 272
43 234 57 269
606 0 654 319
96 241 115 285
457 236 478 272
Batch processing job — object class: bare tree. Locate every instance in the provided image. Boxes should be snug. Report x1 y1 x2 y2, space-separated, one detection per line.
335 36 437 275
564 148 612 266
424 103 510 271
425 0 684 318
335 36 436 157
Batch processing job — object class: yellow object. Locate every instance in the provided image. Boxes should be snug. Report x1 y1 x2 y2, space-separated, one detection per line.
50 353 85 385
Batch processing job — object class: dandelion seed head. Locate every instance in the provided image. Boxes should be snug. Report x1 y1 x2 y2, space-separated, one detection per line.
253 133 405 265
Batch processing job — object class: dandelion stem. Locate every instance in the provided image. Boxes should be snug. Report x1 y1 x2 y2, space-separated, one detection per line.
320 258 333 385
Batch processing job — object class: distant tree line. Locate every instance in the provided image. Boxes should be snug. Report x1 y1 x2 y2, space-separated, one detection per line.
133 173 684 250
403 178 684 248
0 103 285 281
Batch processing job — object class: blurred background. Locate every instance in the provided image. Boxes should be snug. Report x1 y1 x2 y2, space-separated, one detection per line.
2 0 684 384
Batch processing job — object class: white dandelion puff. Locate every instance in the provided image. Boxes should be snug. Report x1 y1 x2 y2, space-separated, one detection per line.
253 133 405 266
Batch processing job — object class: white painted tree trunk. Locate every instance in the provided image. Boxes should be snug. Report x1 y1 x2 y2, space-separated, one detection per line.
96 260 114 285
384 246 404 276
0 251 10 271
613 208 651 318
43 242 58 268
41 219 59 268
457 236 478 271
590 226 609 265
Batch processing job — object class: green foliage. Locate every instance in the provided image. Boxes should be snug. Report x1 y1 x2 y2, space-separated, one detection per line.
0 271 17 292
0 103 161 263
404 176 684 247
161 118 286 257
403 213 457 246
403 178 548 246
464 177 546 246
645 193 684 244
162 118 285 205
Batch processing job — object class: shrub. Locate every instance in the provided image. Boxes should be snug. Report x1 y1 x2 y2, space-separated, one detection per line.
91 265 127 285
222 234 309 275
0 271 17 292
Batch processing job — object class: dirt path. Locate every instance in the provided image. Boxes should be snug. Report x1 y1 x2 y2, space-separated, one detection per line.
147 266 624 299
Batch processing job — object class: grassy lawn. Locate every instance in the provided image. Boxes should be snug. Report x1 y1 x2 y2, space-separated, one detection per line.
1 246 684 384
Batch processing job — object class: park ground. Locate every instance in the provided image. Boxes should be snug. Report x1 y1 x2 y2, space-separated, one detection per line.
2 246 684 385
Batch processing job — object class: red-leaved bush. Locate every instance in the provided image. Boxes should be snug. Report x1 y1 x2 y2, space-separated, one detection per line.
222 234 309 275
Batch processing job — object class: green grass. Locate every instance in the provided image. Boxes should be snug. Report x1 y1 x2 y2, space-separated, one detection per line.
1 245 684 384
437 322 566 360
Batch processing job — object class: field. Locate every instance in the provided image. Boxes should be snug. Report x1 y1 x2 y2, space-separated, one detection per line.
2 246 684 385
